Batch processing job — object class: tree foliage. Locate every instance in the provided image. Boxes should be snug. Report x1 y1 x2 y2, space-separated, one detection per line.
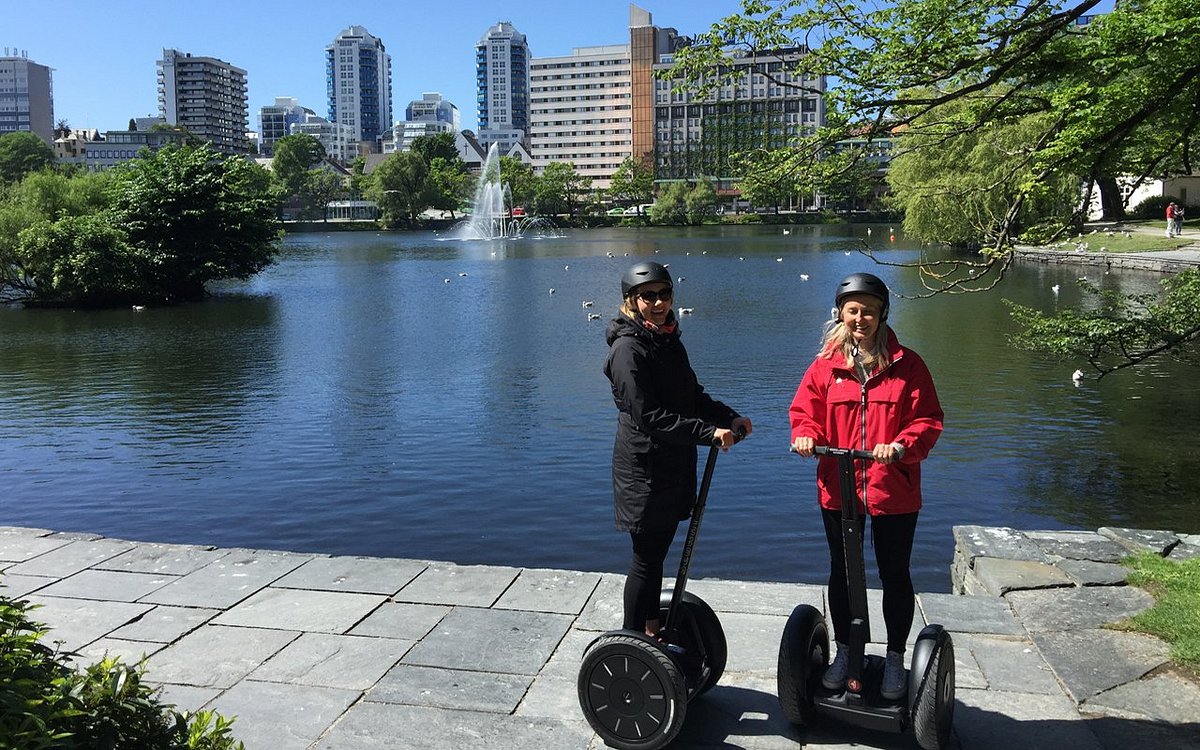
410 132 460 165
499 157 537 209
535 161 591 216
366 151 433 226
0 132 55 184
271 134 326 198
1 144 280 306
1006 270 1200 377
607 157 655 208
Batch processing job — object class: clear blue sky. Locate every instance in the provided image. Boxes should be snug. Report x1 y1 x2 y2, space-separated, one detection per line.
7 0 744 134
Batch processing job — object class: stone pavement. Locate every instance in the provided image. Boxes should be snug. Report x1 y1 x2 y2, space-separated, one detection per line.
2 524 1198 750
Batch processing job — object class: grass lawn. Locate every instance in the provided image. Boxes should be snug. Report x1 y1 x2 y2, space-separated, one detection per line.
1111 553 1200 678
1035 225 1196 253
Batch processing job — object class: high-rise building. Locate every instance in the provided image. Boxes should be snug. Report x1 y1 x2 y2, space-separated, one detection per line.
475 21 532 152
0 51 54 143
529 45 633 189
326 26 392 151
259 97 315 156
157 48 249 155
383 92 461 154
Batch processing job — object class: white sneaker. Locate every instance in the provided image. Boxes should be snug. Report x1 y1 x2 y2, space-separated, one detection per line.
822 642 849 689
881 650 907 700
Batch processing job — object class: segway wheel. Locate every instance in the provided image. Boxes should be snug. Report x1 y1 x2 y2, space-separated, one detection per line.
659 590 727 695
909 626 955 750
776 604 829 726
578 634 687 750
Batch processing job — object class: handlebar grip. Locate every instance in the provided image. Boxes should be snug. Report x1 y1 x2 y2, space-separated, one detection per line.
712 427 748 447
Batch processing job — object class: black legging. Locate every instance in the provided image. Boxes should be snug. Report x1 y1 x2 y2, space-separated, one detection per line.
821 507 918 654
623 525 679 631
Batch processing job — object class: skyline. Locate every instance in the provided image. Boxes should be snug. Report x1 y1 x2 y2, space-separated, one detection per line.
7 0 744 136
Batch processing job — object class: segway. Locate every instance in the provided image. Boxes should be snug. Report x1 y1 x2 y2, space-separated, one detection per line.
578 432 742 750
778 446 955 750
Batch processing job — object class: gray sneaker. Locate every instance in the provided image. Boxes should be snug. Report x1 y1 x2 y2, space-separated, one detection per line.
822 642 849 690
881 650 907 700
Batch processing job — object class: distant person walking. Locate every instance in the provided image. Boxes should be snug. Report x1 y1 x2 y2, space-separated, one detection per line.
1166 201 1179 237
1174 203 1186 236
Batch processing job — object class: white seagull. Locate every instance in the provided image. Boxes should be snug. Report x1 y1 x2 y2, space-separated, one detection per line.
1072 369 1084 385
1051 284 1060 294
678 307 695 315
582 300 594 308
800 274 809 281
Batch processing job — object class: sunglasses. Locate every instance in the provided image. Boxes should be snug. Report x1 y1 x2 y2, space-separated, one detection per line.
636 288 673 303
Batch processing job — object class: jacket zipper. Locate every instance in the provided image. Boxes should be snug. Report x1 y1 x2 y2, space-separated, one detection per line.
855 349 901 513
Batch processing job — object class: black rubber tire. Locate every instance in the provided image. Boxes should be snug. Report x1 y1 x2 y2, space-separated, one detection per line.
659 590 727 695
911 628 955 750
578 634 688 750
776 604 829 727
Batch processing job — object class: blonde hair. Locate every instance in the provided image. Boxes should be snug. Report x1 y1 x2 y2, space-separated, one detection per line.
818 317 891 372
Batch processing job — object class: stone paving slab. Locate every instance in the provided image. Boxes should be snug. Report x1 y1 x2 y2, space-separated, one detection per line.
953 526 1048 566
1030 629 1170 703
1005 585 1155 632
972 557 1073 595
5 538 136 577
0 572 54 598
140 549 313 609
36 569 174 602
348 601 450 640
312 701 595 750
110 604 219 643
207 680 361 750
573 573 624 631
1057 559 1129 587
1098 527 1181 556
144 624 299 688
493 568 601 614
71 636 164 667
951 633 1062 694
918 592 1026 636
0 533 73 563
1081 672 1200 724
394 563 521 607
155 683 221 713
251 632 412 690
96 542 230 575
212 587 387 634
401 607 572 675
688 578 825 617
23 595 154 651
367 663 532 713
272 555 429 595
953 688 1102 750
1024 531 1128 563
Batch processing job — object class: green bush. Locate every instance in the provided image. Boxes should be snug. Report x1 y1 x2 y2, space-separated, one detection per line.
0 593 244 749
1130 194 1195 221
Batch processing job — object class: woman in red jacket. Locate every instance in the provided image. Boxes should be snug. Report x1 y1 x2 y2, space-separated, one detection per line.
789 272 944 701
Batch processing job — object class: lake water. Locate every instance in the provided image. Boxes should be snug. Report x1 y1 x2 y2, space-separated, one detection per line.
2 225 1196 593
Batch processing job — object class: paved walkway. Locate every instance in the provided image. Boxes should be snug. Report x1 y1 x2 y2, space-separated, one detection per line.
2 525 1197 750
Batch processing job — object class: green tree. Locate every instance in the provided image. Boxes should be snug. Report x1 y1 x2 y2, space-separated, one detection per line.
607 157 655 211
671 0 1200 372
684 179 720 224
366 151 433 226
0 132 55 184
650 182 690 225
410 132 460 165
426 156 472 218
302 170 347 222
535 161 591 217
271 133 326 199
499 156 537 210
107 143 280 302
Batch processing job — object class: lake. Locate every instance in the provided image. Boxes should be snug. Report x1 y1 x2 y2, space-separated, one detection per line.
2 225 1195 593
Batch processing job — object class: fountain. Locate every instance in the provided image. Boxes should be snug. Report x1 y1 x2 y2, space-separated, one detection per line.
452 143 560 240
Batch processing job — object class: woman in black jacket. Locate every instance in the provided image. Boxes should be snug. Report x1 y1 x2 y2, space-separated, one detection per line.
603 261 752 637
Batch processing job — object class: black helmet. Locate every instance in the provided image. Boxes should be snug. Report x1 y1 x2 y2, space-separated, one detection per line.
835 272 889 320
621 261 673 296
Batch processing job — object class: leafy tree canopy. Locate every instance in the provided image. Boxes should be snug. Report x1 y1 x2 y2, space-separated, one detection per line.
0 131 55 184
271 134 326 198
608 157 655 207
366 151 433 226
410 132 460 165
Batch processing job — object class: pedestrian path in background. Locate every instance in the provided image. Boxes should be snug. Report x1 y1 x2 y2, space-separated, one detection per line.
1 525 1197 750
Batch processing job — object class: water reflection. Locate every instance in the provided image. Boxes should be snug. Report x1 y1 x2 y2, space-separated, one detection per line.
0 226 1194 591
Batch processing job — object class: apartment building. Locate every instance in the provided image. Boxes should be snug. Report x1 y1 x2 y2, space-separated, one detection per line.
475 22 532 153
383 92 460 154
157 48 249 155
327 26 393 151
0 52 54 143
529 45 632 189
259 97 315 157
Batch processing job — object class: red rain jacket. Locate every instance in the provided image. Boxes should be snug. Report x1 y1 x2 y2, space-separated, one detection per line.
789 329 944 515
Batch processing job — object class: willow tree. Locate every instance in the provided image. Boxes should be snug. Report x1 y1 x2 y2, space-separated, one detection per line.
671 0 1200 374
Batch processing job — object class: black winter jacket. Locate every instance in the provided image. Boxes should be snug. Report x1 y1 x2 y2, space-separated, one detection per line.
604 314 740 532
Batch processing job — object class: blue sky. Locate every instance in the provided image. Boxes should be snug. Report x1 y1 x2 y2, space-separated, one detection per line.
7 0 744 134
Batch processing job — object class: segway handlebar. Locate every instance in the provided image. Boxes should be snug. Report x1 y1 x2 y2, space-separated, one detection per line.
812 445 874 461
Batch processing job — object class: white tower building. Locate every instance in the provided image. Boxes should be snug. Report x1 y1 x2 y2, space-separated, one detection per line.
326 26 393 151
